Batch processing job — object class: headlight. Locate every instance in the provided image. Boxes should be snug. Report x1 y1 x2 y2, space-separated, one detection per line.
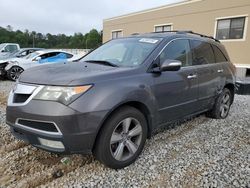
33 85 93 105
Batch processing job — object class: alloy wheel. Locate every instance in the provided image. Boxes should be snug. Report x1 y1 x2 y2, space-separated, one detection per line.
10 67 23 81
220 92 231 118
110 117 142 161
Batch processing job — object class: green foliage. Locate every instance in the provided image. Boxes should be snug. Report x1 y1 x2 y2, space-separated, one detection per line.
0 26 102 49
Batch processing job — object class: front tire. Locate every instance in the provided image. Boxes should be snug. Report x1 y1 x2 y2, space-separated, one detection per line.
94 106 148 169
7 66 24 81
208 88 232 119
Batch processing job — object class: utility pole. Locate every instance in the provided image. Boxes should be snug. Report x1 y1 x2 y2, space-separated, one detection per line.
33 34 35 47
85 39 88 50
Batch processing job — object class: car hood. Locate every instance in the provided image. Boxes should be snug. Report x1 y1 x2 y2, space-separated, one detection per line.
19 61 136 86
0 57 28 64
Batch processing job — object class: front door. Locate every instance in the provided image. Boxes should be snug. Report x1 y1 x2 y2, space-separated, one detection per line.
152 39 199 125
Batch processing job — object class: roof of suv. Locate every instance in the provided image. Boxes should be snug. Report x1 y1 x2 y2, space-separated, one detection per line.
128 31 220 44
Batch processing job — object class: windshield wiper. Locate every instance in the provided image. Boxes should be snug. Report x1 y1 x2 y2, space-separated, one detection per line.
85 60 119 67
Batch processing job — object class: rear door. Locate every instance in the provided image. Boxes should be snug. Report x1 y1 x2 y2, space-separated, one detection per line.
190 40 221 110
152 39 199 124
212 44 229 89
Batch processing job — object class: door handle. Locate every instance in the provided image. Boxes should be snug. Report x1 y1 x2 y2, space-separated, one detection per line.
217 69 224 73
187 74 197 79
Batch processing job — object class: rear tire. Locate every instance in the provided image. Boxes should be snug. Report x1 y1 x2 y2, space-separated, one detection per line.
207 88 232 119
94 106 147 169
7 66 24 81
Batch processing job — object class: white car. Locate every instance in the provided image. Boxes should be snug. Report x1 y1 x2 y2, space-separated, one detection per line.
0 43 20 60
0 50 75 81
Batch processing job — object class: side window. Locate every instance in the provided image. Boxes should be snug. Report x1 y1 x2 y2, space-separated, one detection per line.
20 51 27 56
40 52 59 59
159 39 192 67
212 45 227 63
191 40 215 65
28 50 35 54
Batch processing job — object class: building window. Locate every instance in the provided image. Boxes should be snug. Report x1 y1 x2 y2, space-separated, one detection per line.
155 25 172 32
216 17 246 40
112 30 123 39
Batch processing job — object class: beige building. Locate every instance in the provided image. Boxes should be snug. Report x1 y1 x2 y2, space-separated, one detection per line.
103 0 250 78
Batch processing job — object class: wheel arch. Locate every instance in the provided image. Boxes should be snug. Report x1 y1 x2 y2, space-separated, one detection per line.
224 83 235 104
92 100 154 152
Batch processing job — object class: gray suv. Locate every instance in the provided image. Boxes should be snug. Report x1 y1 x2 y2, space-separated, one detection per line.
6 31 236 169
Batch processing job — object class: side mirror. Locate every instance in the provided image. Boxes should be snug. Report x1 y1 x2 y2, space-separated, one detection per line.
33 57 41 61
160 59 182 72
1 49 6 53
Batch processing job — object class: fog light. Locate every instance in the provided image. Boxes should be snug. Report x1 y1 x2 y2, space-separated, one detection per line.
38 137 65 149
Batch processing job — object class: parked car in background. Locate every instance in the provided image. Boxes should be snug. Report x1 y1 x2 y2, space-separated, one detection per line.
0 50 75 81
0 48 43 61
0 43 20 59
6 31 235 169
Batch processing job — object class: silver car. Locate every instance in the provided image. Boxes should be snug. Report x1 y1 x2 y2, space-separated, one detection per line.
0 50 75 81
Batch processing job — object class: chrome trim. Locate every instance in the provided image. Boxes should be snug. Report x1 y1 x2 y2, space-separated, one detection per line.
168 62 182 66
15 118 62 136
8 83 44 107
217 69 224 73
187 74 197 79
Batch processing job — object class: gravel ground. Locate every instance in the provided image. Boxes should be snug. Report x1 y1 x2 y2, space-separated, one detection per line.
0 80 249 188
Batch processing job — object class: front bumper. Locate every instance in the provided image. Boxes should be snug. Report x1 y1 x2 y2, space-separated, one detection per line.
0 63 8 77
6 99 108 154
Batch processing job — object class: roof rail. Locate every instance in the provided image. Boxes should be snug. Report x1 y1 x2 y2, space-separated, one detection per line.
181 31 220 43
152 30 220 43
131 33 140 35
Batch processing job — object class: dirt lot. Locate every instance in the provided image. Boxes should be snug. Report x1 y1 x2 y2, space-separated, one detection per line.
0 80 249 187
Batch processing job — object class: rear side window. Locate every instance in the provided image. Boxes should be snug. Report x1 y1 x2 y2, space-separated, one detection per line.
159 39 192 67
212 45 227 63
191 40 215 65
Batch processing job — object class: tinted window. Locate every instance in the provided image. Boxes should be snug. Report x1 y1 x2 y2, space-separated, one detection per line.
160 39 192 67
191 40 215 65
40 52 59 59
212 45 227 63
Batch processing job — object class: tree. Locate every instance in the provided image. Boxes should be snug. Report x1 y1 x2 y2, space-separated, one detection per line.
85 29 102 49
0 26 102 49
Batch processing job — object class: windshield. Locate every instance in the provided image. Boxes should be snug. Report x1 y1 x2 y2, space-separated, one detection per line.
0 44 5 50
25 51 39 59
82 37 162 67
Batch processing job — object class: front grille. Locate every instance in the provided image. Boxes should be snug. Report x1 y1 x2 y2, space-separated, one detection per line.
13 94 31 103
17 119 59 133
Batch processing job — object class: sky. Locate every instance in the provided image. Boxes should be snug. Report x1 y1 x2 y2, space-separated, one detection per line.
0 0 182 35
